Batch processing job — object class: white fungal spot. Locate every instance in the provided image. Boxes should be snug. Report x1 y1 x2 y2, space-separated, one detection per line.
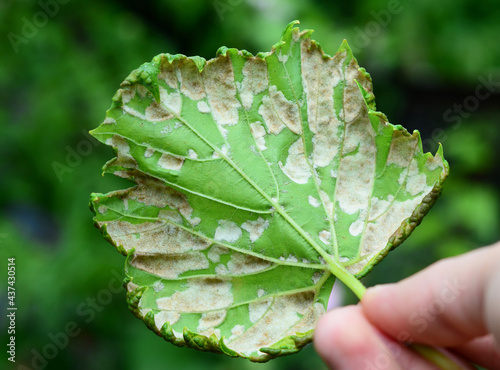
158 60 178 89
125 179 200 225
202 56 240 126
98 206 107 214
216 252 272 276
103 117 116 125
398 171 407 186
160 126 172 135
105 135 137 169
214 220 242 243
105 219 209 254
339 256 349 263
349 220 365 237
241 217 269 242
146 101 173 122
405 158 428 196
197 310 227 334
319 230 331 245
106 135 130 154
249 121 267 151
257 289 266 297
144 147 155 158
154 311 180 331
136 85 149 98
301 39 342 167
215 264 228 275
102 180 209 253
159 85 181 115
387 131 418 167
130 252 209 279
283 302 325 337
121 88 135 104
229 324 245 340
279 139 311 184
351 194 434 274
308 196 321 208
259 85 301 135
312 272 322 284
369 195 394 220
126 281 139 292
156 278 233 312
158 153 184 171
207 245 230 263
212 144 230 158
249 297 272 323
319 190 333 219
197 101 210 113
188 149 198 159
259 98 285 134
159 209 182 223
277 52 289 64
426 156 444 171
335 116 376 216
239 58 268 111
286 255 298 263
153 281 165 292
226 292 314 356
178 59 205 101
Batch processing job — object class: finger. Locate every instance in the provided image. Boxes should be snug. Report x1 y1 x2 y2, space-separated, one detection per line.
362 243 500 347
485 258 500 347
314 305 439 370
450 334 500 370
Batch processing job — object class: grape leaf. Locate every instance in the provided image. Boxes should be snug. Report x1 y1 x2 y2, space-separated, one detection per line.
89 21 449 362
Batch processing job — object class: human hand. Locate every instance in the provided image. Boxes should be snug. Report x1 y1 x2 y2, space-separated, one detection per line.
314 242 500 369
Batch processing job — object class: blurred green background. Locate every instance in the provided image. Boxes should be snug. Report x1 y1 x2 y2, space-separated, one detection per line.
1 0 499 369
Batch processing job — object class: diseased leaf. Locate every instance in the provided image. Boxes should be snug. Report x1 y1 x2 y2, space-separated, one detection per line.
89 21 448 362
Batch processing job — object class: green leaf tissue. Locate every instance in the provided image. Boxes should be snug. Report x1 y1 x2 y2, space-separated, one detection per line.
89 21 449 363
